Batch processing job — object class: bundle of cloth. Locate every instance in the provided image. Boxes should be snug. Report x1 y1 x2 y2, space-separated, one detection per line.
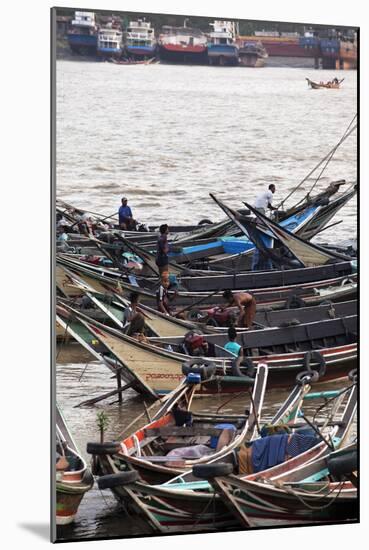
237 429 319 475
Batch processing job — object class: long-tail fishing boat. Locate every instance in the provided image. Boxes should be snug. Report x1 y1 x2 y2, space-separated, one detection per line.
87 363 269 484
92 373 357 533
56 257 357 311
306 77 344 89
57 303 357 396
243 202 354 268
56 406 94 525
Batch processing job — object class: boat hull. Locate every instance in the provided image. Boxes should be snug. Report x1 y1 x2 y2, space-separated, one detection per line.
125 45 157 58
159 44 208 63
208 44 238 65
67 33 97 54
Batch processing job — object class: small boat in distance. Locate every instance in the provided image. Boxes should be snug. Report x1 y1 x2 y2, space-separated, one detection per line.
238 41 268 67
67 11 98 55
97 20 123 59
125 19 157 59
207 21 239 66
306 77 344 89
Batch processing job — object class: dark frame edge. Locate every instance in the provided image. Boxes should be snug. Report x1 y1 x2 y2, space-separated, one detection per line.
50 6 57 544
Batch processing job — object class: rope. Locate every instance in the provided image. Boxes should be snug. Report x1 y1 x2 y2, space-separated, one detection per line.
281 480 347 511
306 115 357 198
192 492 218 528
277 115 357 210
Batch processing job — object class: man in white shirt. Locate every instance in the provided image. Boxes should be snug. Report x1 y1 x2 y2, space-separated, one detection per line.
253 184 277 215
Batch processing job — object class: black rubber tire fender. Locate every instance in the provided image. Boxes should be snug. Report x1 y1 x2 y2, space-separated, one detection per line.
192 462 234 480
182 359 217 380
348 369 357 383
296 370 320 385
97 470 140 490
327 450 357 478
198 219 213 226
86 442 121 456
304 351 326 379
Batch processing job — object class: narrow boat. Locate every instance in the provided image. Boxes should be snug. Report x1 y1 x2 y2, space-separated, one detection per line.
207 21 239 66
238 41 268 67
93 375 357 532
124 19 156 59
87 363 269 485
244 202 352 268
57 304 357 396
56 405 93 525
56 256 357 310
66 11 98 55
306 77 344 89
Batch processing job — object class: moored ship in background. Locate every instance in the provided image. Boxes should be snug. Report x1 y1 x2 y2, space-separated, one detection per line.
97 19 123 59
67 11 97 55
207 20 239 66
238 41 268 67
158 19 208 63
124 19 157 59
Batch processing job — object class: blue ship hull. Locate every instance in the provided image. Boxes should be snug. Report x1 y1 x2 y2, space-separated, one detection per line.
67 33 97 54
125 45 157 58
207 44 239 65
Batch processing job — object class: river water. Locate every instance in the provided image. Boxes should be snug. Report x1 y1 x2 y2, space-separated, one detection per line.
55 60 357 541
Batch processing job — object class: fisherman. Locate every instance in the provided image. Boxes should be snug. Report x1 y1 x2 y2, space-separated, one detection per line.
122 292 141 327
156 275 172 316
222 289 256 329
156 223 170 274
253 184 277 215
224 326 243 357
118 197 136 230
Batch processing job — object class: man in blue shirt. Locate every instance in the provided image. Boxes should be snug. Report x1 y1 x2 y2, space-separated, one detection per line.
118 197 136 230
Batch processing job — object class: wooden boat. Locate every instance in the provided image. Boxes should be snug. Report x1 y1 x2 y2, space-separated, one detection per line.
57 304 357 396
58 249 355 293
56 181 355 249
192 444 357 529
306 77 344 89
244 202 352 268
56 257 357 311
93 374 357 532
56 406 94 525
87 363 269 485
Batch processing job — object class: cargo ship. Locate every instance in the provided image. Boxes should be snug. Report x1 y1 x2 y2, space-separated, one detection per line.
67 11 98 55
97 20 123 59
207 20 239 66
238 41 268 67
239 32 313 58
158 20 207 63
124 19 157 59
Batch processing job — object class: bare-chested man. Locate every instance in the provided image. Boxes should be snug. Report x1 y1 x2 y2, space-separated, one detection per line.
222 289 256 329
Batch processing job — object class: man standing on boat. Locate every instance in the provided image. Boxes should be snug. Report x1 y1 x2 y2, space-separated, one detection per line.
253 184 277 215
156 224 170 274
118 197 136 230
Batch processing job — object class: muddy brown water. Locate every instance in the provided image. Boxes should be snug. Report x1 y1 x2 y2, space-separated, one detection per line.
55 60 357 541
